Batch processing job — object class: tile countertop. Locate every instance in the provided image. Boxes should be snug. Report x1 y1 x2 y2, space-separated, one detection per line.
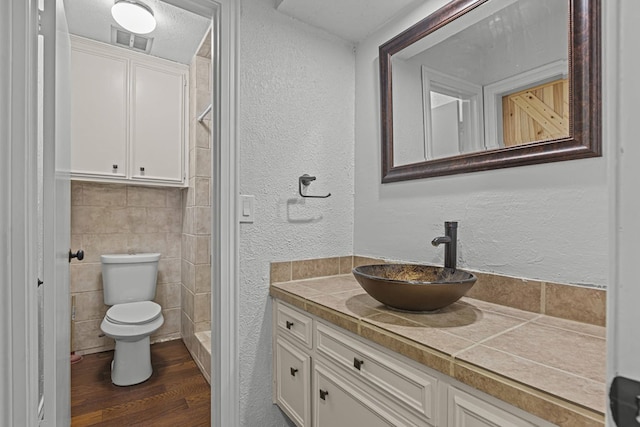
270 274 606 427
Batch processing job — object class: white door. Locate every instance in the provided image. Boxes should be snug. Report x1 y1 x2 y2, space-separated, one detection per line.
607 1 640 426
40 0 71 425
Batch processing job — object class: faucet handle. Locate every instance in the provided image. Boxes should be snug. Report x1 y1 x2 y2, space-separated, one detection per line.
431 236 451 247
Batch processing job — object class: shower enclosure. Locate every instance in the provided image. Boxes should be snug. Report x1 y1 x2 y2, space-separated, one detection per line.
181 29 213 382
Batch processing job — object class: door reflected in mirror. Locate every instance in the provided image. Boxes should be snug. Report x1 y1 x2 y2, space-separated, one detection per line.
500 78 569 147
380 0 600 182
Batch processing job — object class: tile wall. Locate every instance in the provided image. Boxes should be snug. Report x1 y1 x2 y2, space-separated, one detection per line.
270 256 607 327
181 31 212 382
70 181 182 355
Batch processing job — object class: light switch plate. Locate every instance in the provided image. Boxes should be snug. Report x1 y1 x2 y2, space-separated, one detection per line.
239 195 255 223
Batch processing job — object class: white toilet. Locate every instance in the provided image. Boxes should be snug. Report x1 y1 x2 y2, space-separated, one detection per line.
100 253 164 386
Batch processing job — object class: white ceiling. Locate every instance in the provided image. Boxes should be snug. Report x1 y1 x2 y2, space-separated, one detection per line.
275 0 427 43
64 0 211 64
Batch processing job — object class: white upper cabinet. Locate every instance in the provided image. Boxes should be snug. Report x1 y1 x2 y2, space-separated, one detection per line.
70 43 128 178
70 36 188 187
130 61 186 182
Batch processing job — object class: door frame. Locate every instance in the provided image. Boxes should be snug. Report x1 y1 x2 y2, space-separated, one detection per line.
40 0 72 424
1 0 241 425
0 0 41 426
208 0 240 425
152 1 240 424
606 0 640 425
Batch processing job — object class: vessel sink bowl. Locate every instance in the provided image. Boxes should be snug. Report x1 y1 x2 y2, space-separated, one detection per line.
352 264 477 312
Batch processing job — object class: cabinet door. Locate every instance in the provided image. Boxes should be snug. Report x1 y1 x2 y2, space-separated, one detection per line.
70 46 128 178
275 337 310 427
313 363 397 427
448 387 537 427
131 62 186 183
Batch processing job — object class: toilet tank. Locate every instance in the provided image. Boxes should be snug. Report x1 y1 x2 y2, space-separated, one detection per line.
101 253 161 305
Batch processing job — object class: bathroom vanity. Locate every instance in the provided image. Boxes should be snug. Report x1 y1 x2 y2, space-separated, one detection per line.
271 275 605 427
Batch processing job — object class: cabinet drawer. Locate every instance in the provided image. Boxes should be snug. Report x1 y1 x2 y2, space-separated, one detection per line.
316 322 437 422
275 337 310 427
448 386 538 427
275 301 313 349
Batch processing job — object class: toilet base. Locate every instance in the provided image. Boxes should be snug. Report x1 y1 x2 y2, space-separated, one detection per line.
111 335 153 386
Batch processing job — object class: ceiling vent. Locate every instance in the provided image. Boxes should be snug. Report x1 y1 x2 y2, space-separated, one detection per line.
111 26 153 54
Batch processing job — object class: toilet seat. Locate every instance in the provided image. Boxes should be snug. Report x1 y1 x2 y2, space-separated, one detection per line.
106 301 162 325
101 312 164 341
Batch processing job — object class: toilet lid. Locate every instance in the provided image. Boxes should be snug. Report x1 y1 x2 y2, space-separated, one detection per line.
106 301 162 325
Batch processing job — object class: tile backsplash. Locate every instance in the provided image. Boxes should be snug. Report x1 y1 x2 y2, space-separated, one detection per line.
270 256 606 327
70 181 182 355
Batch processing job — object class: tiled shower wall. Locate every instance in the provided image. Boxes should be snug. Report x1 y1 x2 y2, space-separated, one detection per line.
181 31 212 382
70 182 182 355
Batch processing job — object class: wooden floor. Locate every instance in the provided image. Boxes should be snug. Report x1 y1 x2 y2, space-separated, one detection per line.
71 340 211 426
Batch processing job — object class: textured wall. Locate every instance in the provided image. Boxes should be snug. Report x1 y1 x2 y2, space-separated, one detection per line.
70 181 182 355
181 34 212 382
353 2 608 287
238 0 355 424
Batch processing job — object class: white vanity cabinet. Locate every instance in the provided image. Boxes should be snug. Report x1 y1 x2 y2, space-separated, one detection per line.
272 299 555 427
70 36 188 187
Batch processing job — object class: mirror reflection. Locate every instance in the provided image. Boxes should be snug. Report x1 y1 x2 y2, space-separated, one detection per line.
391 0 568 166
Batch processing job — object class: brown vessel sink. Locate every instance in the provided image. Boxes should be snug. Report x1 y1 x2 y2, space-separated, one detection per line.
352 264 477 312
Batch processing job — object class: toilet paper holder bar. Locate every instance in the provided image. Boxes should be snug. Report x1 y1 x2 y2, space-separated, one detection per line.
298 174 331 199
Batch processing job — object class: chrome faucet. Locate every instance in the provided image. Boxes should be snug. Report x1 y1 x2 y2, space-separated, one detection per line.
431 221 458 270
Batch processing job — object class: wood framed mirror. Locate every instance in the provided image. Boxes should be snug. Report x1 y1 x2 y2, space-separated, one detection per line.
379 0 601 183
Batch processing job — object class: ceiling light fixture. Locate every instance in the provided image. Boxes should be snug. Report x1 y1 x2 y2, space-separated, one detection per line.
111 0 157 35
